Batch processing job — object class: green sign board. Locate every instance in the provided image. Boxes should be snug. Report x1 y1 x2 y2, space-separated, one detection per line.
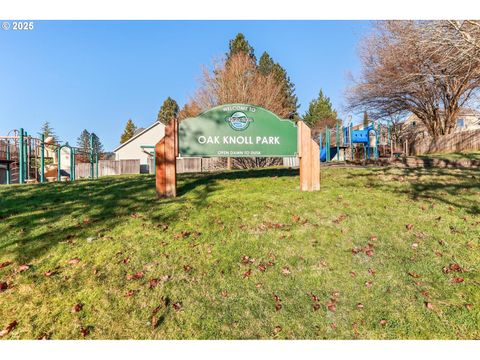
178 104 298 157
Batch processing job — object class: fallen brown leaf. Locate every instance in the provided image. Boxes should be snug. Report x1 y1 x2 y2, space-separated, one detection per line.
80 326 90 337
449 263 464 273
174 231 191 239
241 255 251 264
44 270 58 277
424 302 434 310
67 258 81 265
326 301 336 312
406 224 414 231
37 332 51 340
273 293 282 303
0 321 18 338
72 303 83 313
408 271 422 278
0 261 12 269
242 269 252 279
125 289 137 297
161 275 171 282
17 264 30 272
127 271 144 280
148 278 160 289
333 214 347 224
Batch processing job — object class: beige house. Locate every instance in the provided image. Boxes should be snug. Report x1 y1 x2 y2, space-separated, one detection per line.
113 121 165 173
403 109 480 135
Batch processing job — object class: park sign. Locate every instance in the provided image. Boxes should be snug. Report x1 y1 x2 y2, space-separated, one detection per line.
155 104 319 198
178 104 298 157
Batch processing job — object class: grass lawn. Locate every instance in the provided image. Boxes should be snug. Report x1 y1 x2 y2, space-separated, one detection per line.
0 166 479 339
417 151 480 161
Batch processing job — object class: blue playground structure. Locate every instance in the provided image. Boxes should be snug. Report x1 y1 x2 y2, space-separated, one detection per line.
318 120 396 163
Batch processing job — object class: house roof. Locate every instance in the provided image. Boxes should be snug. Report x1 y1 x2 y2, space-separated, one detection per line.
132 127 145 136
404 108 480 123
113 121 163 153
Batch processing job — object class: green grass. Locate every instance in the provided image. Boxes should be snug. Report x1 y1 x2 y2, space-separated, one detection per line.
417 151 480 161
0 167 479 339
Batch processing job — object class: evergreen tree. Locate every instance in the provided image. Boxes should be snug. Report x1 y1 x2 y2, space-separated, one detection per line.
91 133 105 155
226 33 256 62
76 129 91 159
258 52 275 75
271 63 299 118
303 89 338 128
76 130 104 158
157 97 179 125
40 121 58 144
258 51 299 118
363 111 369 128
120 119 137 144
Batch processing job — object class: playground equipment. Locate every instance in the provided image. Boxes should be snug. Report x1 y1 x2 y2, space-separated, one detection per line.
0 128 100 185
318 119 398 163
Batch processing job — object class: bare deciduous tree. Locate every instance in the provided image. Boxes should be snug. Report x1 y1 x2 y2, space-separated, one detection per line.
181 53 290 119
180 53 293 168
347 20 480 139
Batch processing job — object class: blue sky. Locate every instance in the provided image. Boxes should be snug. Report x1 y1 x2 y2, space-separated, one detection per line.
0 20 371 151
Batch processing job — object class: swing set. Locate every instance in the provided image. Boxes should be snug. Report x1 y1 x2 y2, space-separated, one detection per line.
0 128 100 185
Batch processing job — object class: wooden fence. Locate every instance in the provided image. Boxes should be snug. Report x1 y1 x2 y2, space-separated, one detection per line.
148 157 229 174
408 129 480 155
75 159 139 179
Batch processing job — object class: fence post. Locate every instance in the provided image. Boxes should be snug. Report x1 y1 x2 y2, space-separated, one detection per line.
6 139 11 184
298 121 320 191
156 119 177 198
350 123 353 161
90 134 94 179
69 147 74 181
326 126 330 162
57 146 61 181
19 128 24 184
336 122 340 161
72 148 76 181
40 134 45 183
25 132 31 182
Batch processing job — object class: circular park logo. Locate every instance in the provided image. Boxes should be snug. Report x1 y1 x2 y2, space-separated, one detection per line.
225 112 254 131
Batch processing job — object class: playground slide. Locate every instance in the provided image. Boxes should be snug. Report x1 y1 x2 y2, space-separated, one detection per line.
320 147 338 162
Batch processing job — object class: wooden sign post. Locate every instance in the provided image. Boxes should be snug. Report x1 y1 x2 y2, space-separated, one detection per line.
155 119 178 198
298 121 320 191
155 105 320 198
